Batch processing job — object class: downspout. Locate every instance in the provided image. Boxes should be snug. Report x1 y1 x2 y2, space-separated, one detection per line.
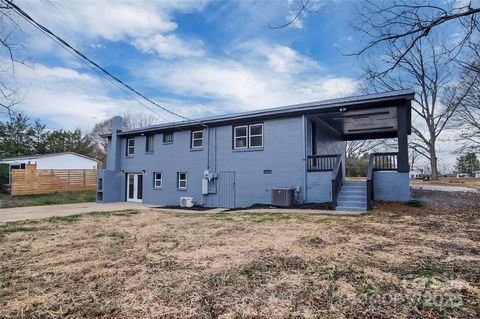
302 115 307 203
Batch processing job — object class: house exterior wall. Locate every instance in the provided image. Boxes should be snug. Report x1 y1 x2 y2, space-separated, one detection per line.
373 171 410 201
305 118 345 203
100 116 308 208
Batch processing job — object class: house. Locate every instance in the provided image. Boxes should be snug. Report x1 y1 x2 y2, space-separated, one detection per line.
409 170 423 179
0 152 97 185
97 89 414 211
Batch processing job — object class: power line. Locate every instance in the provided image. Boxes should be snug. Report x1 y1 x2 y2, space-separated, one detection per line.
14 12 171 123
4 0 203 125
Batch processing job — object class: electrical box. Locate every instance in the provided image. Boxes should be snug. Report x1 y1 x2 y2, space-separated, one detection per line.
202 178 209 195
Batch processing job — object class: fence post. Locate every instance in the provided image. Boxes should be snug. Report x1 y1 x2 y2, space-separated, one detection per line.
83 170 86 190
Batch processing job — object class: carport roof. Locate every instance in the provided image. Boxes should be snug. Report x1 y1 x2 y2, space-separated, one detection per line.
104 88 415 138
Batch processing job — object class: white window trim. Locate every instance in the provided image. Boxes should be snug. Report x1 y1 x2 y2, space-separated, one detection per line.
177 172 188 189
249 123 263 148
146 135 154 153
154 172 162 188
191 130 203 149
233 125 248 150
127 138 135 156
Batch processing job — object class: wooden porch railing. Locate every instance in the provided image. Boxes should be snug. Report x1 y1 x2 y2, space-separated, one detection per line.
307 154 340 172
373 152 398 171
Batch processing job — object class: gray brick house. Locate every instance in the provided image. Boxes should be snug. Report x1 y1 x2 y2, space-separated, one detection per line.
97 89 414 211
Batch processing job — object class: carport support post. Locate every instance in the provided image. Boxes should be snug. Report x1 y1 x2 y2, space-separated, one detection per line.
397 104 409 173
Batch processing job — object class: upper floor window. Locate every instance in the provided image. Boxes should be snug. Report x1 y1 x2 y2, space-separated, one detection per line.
146 135 154 153
191 130 203 149
163 132 173 144
233 123 263 149
126 138 135 156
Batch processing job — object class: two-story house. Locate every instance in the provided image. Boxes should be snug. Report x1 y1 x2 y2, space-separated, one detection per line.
97 89 414 211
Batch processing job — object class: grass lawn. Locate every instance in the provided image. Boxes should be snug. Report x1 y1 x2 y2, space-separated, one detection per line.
0 202 478 318
0 191 96 208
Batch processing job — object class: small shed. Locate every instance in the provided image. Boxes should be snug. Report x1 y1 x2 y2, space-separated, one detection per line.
0 152 97 185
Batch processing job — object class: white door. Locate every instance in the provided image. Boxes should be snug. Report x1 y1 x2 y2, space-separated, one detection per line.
127 173 143 203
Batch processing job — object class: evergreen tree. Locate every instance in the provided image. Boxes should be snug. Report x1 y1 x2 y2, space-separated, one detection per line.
455 153 480 177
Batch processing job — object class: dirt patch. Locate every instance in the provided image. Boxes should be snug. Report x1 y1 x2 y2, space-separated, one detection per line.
228 202 331 211
155 205 213 211
0 197 479 318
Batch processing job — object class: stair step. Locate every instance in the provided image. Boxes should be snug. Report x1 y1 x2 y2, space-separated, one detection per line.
335 205 367 212
343 181 366 186
337 199 367 206
340 190 366 196
338 195 367 201
341 185 365 191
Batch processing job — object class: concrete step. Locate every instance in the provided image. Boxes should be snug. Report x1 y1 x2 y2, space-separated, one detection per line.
337 199 367 206
343 181 366 186
341 185 365 191
335 205 367 212
338 194 367 201
339 190 366 196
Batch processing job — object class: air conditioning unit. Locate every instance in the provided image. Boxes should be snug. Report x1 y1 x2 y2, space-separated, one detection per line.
180 197 194 208
271 187 295 207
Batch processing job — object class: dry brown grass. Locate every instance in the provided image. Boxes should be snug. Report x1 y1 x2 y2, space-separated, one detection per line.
0 202 479 318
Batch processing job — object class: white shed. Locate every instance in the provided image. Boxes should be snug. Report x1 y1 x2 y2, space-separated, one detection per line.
0 152 97 185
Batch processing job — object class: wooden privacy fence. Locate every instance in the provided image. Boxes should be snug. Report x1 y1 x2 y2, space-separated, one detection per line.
11 164 97 196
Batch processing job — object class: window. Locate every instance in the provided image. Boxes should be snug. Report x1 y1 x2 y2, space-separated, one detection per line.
191 130 203 149
126 138 135 156
163 132 173 143
153 172 162 188
177 172 187 189
98 178 103 190
234 125 248 149
233 123 263 149
249 124 263 148
146 135 154 153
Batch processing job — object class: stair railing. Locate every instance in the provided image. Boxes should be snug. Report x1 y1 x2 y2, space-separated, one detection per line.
331 154 343 209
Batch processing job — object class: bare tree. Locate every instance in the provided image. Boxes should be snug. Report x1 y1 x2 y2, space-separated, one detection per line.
89 112 160 168
0 0 28 119
362 37 475 180
351 0 480 74
346 139 386 159
452 62 480 152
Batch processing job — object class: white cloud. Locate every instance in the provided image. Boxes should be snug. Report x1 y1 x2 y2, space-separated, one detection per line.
140 42 358 112
23 0 209 41
134 34 204 59
9 63 163 130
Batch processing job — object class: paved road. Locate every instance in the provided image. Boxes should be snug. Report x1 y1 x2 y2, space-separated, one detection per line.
0 202 152 223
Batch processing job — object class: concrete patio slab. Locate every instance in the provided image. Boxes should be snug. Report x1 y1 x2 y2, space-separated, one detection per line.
0 202 152 223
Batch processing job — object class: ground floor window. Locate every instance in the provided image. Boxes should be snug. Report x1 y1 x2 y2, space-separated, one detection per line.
153 172 162 188
177 172 187 189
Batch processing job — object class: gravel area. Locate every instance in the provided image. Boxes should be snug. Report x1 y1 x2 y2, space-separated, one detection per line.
410 184 479 193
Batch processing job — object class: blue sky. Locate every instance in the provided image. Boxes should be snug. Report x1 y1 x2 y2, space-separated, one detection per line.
10 0 362 131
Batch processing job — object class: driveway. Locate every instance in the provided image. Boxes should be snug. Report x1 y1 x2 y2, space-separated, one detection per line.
0 202 152 223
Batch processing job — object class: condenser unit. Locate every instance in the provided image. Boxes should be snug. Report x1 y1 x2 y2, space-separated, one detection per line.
180 197 194 208
271 188 295 207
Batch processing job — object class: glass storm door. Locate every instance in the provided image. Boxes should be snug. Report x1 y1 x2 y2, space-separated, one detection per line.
127 173 143 203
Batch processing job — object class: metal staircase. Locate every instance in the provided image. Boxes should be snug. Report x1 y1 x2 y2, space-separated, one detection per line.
335 180 367 212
